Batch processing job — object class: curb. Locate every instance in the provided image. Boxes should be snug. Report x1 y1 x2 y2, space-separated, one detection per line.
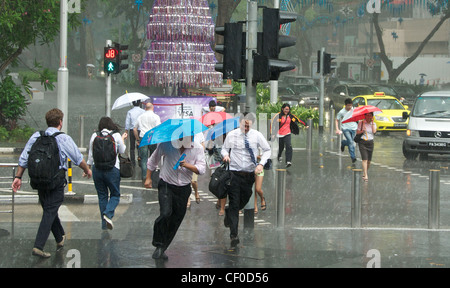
0 193 133 205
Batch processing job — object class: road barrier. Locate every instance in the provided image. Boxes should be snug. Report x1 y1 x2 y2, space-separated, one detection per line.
428 169 440 229
276 169 287 228
351 168 362 228
0 163 17 236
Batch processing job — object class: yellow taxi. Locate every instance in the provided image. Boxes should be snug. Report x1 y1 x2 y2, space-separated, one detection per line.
352 92 410 131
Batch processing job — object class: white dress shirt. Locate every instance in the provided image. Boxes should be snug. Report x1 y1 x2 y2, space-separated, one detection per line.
135 110 161 138
147 140 206 186
221 128 271 172
125 106 145 130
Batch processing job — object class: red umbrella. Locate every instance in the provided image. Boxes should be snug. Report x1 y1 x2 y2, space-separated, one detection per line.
199 111 232 126
342 105 382 123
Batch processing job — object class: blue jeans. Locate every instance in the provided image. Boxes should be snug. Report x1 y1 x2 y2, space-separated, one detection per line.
93 166 121 229
342 129 356 160
138 144 157 181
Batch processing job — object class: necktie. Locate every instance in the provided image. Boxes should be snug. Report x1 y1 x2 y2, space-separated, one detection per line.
244 134 257 165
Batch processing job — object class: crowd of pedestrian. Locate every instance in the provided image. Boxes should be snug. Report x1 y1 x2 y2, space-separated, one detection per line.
11 96 374 261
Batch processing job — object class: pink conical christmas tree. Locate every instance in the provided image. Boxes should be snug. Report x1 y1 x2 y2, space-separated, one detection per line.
138 0 222 88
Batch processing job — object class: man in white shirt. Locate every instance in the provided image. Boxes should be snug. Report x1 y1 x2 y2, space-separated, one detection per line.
144 136 206 260
201 100 225 115
221 112 271 246
134 102 161 182
125 100 144 166
335 98 358 163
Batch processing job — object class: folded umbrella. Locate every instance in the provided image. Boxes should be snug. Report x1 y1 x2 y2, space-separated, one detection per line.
205 117 240 141
139 118 208 147
342 105 382 123
112 92 149 110
199 111 232 126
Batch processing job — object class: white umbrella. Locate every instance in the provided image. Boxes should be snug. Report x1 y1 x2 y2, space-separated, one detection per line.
112 92 149 110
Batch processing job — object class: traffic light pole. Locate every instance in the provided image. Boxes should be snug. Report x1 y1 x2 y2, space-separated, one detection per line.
270 0 280 104
319 47 325 134
106 39 112 117
245 0 258 114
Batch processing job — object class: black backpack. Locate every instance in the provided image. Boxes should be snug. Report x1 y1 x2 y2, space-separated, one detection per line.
93 131 117 170
28 131 64 190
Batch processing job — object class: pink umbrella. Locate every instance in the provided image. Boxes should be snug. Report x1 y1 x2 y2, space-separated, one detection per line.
342 105 382 123
199 111 232 126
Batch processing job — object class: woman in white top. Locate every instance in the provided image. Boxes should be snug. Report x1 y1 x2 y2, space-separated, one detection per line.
87 117 127 230
356 112 377 182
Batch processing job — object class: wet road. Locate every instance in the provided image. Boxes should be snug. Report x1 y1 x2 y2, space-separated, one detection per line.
1 128 450 268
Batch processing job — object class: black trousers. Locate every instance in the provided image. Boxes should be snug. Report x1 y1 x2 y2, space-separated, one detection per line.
278 134 293 163
34 179 66 250
128 129 139 166
225 171 255 238
152 179 191 249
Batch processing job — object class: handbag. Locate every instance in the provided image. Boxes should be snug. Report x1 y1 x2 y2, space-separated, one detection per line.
354 122 363 143
119 154 134 178
208 162 232 199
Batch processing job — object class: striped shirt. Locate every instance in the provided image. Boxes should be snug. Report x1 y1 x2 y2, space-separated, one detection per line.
18 127 84 170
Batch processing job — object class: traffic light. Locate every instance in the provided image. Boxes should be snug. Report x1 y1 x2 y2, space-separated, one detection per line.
323 52 336 75
115 43 129 73
215 22 245 81
104 46 119 75
253 7 297 82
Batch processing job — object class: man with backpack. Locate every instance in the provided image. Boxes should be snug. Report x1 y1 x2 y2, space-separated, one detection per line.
12 108 92 258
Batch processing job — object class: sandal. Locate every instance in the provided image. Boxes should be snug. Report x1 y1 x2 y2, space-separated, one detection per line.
196 197 200 204
261 197 266 211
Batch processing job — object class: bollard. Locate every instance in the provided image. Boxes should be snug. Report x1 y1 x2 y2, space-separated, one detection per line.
306 119 313 150
428 169 440 229
66 159 75 195
330 109 335 136
79 115 85 148
351 169 362 228
276 169 287 228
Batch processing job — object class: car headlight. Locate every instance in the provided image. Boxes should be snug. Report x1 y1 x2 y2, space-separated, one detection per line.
375 115 389 122
406 129 419 137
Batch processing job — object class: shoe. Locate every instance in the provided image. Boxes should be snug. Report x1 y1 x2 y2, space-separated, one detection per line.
286 162 292 168
195 197 200 204
103 215 114 230
341 144 345 152
278 157 282 162
152 247 168 260
56 235 65 251
32 248 51 258
230 236 240 247
352 158 357 163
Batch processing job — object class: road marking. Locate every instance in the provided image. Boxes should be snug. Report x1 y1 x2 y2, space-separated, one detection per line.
59 205 80 222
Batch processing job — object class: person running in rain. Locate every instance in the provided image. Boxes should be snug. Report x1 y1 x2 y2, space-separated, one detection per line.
221 112 271 247
12 108 92 258
335 98 358 163
134 102 161 183
87 117 127 230
125 100 144 167
144 136 206 260
270 103 308 168
356 112 377 182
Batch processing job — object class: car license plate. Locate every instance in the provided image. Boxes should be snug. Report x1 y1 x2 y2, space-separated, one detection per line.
428 142 446 147
394 124 407 128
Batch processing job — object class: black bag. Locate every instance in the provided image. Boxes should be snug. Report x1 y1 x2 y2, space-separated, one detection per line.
208 163 232 199
263 159 272 170
93 131 117 170
119 154 134 178
290 119 300 135
354 133 362 143
28 131 64 190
